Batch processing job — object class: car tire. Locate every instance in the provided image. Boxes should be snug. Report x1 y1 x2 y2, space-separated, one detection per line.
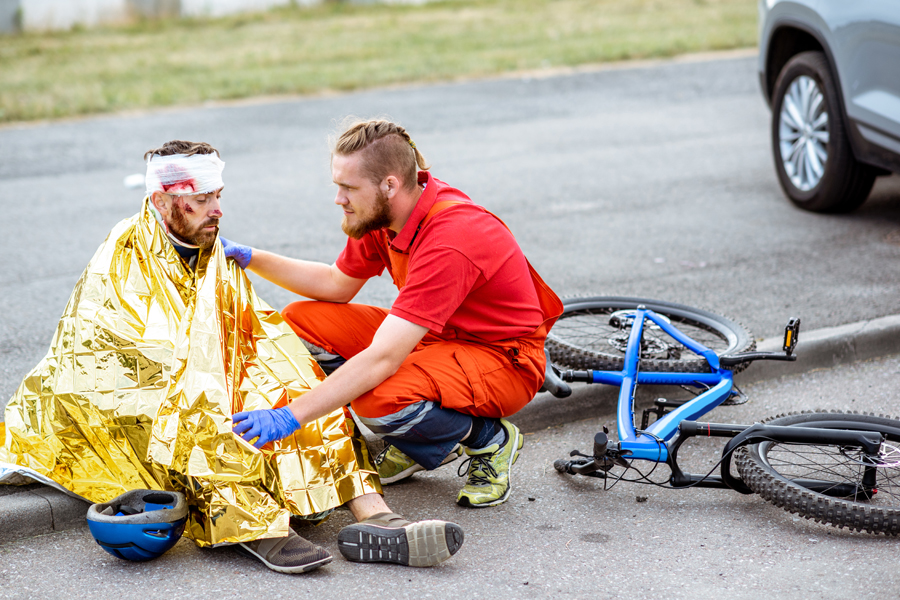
770 51 876 213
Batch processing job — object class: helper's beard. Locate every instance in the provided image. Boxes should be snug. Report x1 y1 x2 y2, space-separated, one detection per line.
341 188 393 240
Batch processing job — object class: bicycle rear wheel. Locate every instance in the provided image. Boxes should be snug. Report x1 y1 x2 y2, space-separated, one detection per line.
545 296 755 372
736 411 900 535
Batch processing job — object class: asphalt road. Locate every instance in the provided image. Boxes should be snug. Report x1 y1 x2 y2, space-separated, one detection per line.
2 353 899 600
2 52 900 410
2 51 900 599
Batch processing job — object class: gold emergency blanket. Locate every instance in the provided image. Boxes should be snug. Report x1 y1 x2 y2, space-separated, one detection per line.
0 199 380 546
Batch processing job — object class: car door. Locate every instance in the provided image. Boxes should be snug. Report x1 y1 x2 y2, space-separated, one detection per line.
827 0 900 165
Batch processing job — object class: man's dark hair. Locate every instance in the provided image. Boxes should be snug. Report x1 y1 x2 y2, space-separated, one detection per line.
144 140 220 161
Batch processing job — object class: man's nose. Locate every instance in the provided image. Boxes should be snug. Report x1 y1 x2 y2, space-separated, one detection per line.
209 196 223 218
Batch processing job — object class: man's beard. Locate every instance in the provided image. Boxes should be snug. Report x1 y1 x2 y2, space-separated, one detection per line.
167 198 219 249
341 188 393 240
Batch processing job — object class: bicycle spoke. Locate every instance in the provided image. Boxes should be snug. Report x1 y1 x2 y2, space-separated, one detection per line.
549 308 732 359
763 441 900 505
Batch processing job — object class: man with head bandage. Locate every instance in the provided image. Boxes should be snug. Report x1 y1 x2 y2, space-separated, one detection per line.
2 139 463 576
145 143 226 269
225 119 562 529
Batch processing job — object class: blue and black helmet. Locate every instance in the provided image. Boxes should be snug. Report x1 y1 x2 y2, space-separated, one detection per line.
86 489 188 561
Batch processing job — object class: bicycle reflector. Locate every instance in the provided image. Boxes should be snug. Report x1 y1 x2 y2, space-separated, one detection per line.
783 318 801 356
86 490 188 561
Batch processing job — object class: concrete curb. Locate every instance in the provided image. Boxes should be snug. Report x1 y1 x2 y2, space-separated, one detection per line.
1 315 899 546
0 483 90 545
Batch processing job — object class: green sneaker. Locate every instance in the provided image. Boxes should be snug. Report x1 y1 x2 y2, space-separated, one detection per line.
456 419 523 508
375 444 464 484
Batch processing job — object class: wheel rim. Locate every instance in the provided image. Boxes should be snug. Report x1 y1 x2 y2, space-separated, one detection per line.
758 439 900 507
778 74 830 192
547 307 736 361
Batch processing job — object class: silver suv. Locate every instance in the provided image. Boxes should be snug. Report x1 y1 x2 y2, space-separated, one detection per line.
759 1 900 212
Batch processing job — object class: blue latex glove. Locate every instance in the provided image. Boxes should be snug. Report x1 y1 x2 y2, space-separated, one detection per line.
232 406 301 449
219 237 252 269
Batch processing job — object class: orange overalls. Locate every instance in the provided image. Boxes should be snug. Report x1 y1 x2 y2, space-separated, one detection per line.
281 201 563 422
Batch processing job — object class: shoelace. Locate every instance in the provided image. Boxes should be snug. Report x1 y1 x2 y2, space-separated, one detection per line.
457 453 499 486
374 445 392 466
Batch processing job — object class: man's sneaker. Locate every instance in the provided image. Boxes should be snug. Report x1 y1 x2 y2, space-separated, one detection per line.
375 444 464 484
237 528 332 574
337 512 464 567
456 419 523 508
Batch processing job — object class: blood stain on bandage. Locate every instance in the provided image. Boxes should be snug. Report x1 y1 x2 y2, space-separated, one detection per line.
158 163 197 194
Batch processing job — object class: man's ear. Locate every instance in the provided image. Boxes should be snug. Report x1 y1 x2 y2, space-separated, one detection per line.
383 175 400 199
150 191 170 216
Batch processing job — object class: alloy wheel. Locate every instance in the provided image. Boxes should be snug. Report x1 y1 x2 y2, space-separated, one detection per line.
778 75 830 192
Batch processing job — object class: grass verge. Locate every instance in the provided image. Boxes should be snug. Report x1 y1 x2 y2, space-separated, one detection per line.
0 0 756 123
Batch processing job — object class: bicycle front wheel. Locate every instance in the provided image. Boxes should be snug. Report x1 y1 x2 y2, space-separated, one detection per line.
545 297 754 373
736 411 900 535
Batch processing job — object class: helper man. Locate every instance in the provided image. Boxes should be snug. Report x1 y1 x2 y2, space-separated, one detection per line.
134 141 462 573
228 119 562 514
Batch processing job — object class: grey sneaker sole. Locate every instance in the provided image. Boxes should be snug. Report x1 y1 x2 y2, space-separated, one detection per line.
337 520 464 567
379 446 464 485
236 543 333 574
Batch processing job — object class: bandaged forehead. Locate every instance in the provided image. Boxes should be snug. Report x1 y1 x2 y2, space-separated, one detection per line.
146 153 225 196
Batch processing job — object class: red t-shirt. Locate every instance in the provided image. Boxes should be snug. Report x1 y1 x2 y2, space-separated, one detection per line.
336 172 543 342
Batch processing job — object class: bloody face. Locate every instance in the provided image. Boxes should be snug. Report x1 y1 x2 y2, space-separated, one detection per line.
163 190 222 249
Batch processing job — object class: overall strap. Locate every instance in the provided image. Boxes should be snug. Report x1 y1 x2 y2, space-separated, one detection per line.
420 200 563 325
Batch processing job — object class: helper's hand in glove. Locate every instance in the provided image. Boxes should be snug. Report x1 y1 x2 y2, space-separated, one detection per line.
219 237 252 269
232 406 301 448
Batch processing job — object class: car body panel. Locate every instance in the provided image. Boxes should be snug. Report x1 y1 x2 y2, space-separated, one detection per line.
759 0 900 174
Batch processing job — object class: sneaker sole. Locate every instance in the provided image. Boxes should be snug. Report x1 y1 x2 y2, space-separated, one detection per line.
456 429 523 508
236 543 333 574
379 462 425 485
379 447 464 485
337 520 464 567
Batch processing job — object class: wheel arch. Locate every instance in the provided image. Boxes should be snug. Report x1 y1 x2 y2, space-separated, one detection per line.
763 20 881 176
763 22 830 105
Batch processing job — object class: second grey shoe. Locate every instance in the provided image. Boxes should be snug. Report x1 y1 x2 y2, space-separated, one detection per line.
337 512 463 567
237 528 332 574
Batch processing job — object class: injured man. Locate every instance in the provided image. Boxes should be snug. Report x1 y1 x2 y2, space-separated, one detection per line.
0 140 463 574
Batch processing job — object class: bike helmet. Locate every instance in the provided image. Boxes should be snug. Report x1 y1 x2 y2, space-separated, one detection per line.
86 489 188 561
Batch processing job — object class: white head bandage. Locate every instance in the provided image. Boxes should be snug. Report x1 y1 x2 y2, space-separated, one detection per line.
145 153 225 196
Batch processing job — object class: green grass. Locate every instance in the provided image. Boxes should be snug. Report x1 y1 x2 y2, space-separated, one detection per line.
0 0 756 123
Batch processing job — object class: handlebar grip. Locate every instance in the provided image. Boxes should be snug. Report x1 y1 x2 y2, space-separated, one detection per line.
593 431 609 460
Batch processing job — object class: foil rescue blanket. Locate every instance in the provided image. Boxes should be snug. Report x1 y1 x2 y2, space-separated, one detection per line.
0 200 380 546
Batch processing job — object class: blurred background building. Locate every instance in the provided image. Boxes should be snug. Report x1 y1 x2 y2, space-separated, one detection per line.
0 0 421 33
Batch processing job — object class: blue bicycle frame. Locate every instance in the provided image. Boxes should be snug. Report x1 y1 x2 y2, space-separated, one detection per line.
587 307 736 463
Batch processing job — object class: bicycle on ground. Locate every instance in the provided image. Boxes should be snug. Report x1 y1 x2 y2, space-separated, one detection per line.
540 297 900 535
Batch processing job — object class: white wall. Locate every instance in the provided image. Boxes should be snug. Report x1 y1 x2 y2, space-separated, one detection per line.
18 0 324 31
179 0 298 19
21 0 130 31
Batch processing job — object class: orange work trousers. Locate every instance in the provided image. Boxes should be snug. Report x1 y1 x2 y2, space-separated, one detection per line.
281 301 547 420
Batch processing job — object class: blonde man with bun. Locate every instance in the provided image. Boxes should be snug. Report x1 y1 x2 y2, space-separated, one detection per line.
228 120 562 540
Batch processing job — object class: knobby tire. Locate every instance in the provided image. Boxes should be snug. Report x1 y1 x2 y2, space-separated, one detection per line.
736 411 900 535
546 296 755 373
